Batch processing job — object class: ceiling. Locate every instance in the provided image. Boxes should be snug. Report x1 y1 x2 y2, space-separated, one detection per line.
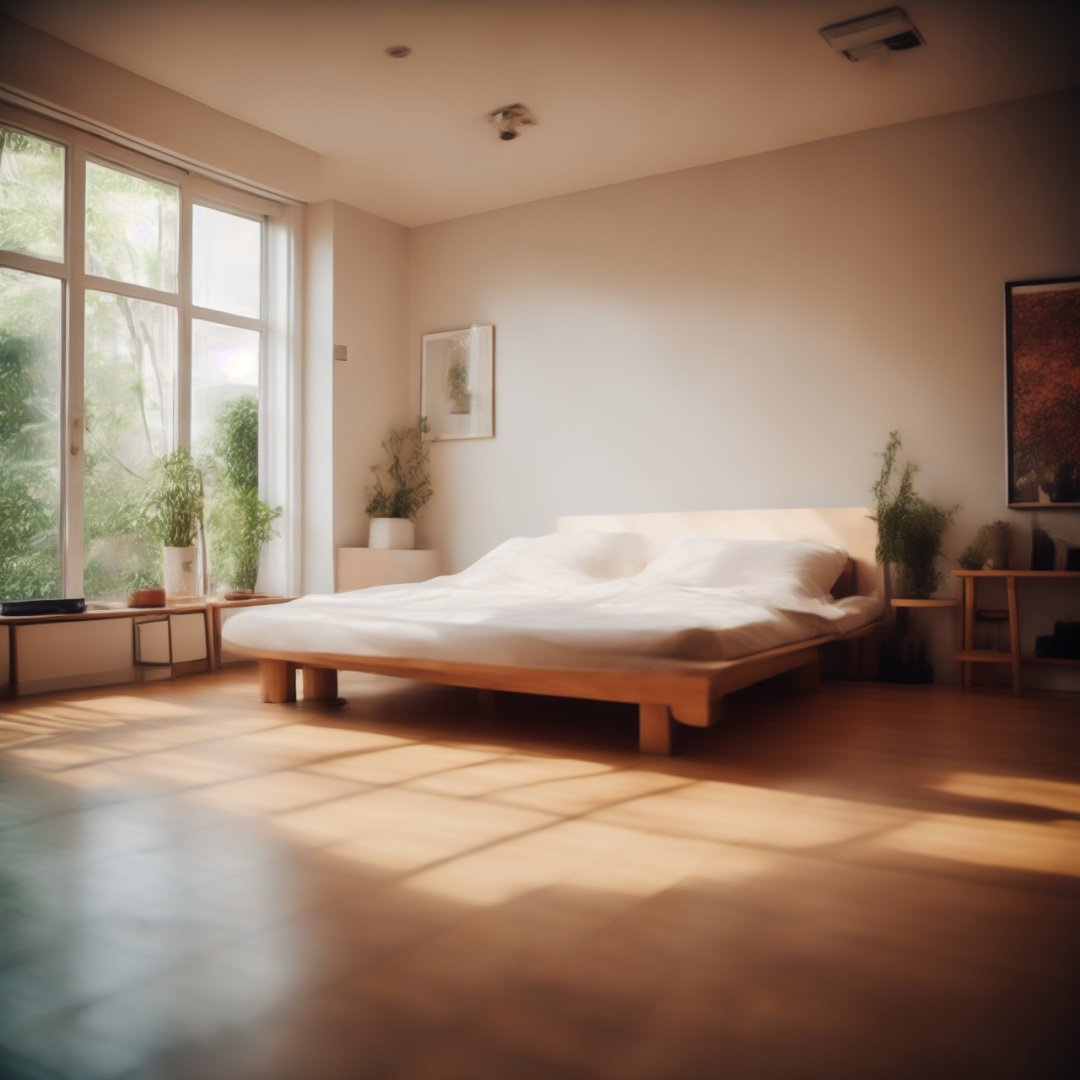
3 0 1079 227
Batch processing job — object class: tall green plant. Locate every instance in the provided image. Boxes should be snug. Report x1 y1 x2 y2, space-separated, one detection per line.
207 395 280 592
365 417 433 520
143 447 204 548
871 431 956 598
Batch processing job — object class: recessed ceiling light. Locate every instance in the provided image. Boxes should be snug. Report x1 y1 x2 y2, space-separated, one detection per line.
385 45 412 59
820 7 924 61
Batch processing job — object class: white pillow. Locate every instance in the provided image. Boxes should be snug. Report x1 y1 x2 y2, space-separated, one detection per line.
461 531 653 583
637 536 849 595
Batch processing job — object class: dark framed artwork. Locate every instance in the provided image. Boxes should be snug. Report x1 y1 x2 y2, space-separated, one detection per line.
1005 275 1080 508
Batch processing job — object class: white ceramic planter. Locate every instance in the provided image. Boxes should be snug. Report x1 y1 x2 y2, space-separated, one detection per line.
368 518 415 550
163 545 198 601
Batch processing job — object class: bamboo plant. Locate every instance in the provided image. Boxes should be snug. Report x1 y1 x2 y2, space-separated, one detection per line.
871 431 956 598
143 447 204 548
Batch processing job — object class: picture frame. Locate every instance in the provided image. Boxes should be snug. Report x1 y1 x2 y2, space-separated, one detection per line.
420 325 495 441
1005 275 1080 508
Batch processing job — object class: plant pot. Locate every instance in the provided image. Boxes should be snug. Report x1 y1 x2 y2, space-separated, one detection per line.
368 518 415 550
128 587 166 608
163 545 198 601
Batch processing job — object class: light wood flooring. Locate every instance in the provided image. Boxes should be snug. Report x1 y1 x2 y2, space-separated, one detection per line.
1 668 1078 1079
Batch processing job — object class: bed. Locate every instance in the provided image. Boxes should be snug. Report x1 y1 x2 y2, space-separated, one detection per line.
222 507 884 754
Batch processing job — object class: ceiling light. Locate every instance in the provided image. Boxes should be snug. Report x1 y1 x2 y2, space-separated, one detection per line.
488 104 537 142
820 7 924 61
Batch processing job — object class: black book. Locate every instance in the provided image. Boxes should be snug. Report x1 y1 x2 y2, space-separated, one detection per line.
1 598 87 617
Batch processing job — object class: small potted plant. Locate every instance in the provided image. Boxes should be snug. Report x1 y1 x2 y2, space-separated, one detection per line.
206 395 281 598
871 431 957 599
365 417 433 549
143 447 204 601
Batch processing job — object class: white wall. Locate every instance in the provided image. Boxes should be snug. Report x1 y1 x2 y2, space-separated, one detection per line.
409 88 1080 682
301 201 336 594
410 88 1080 568
332 203 410 553
301 201 410 591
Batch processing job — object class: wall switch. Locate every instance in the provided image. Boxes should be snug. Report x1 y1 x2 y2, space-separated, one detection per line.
334 344 348 362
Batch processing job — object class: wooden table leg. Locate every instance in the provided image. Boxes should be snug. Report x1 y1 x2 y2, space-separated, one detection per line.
260 659 297 703
962 577 975 689
1006 576 1022 695
639 703 673 756
206 606 219 673
302 666 338 702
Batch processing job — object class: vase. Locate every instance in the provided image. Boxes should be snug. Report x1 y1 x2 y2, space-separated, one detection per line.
368 518 415 550
991 522 1011 570
163 545 198 601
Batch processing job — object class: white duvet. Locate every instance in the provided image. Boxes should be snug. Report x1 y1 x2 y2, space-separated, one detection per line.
223 532 883 671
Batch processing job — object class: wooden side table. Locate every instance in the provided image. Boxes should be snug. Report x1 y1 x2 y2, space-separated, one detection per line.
335 548 440 592
953 570 1080 694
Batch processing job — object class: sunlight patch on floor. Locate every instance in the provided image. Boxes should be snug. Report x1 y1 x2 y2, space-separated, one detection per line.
276 785 552 854
310 743 503 786
189 769 365 816
489 767 687 815
8 740 127 770
403 753 615 800
877 815 1080 876
933 771 1080 814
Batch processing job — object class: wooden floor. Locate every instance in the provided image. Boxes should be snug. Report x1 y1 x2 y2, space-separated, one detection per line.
1 669 1078 1080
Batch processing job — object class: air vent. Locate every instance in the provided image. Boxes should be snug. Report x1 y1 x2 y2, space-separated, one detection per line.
820 6 924 61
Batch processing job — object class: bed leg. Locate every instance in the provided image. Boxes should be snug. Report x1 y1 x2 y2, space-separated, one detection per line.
260 659 297 703
639 703 674 756
303 666 338 702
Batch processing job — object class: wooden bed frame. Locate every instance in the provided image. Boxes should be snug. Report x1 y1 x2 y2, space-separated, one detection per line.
239 507 884 755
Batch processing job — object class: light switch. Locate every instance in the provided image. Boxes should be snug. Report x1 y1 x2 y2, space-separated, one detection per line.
334 344 348 362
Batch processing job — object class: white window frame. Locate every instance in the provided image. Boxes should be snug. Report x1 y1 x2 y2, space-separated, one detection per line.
0 102 297 598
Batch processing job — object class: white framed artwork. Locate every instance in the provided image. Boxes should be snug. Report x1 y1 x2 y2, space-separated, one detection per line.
420 325 494 441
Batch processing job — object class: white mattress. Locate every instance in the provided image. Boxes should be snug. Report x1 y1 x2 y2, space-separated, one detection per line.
223 533 883 671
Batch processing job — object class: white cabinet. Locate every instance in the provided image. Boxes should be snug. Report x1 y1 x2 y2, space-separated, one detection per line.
2 607 210 697
335 548 441 592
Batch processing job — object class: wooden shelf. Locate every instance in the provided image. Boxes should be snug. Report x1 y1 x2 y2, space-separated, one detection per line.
890 598 959 608
952 570 1079 694
952 570 1080 579
955 650 1013 665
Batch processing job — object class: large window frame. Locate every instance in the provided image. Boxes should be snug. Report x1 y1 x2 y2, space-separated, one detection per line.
0 102 296 599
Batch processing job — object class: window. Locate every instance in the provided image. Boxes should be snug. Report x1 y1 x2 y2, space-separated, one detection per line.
0 107 292 602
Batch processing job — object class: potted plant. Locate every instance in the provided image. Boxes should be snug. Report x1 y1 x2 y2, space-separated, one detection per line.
143 447 204 601
365 417 433 549
206 395 281 597
871 431 957 599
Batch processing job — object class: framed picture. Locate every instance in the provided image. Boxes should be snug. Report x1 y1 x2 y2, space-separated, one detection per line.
1005 276 1080 508
421 325 494 441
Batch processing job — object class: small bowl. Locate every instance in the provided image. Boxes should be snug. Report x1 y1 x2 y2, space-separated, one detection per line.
128 588 166 608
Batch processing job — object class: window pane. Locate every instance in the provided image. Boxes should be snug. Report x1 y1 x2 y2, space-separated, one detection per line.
193 205 261 318
0 269 62 600
85 161 179 292
0 127 65 261
84 291 177 599
191 320 260 451
192 320 261 594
